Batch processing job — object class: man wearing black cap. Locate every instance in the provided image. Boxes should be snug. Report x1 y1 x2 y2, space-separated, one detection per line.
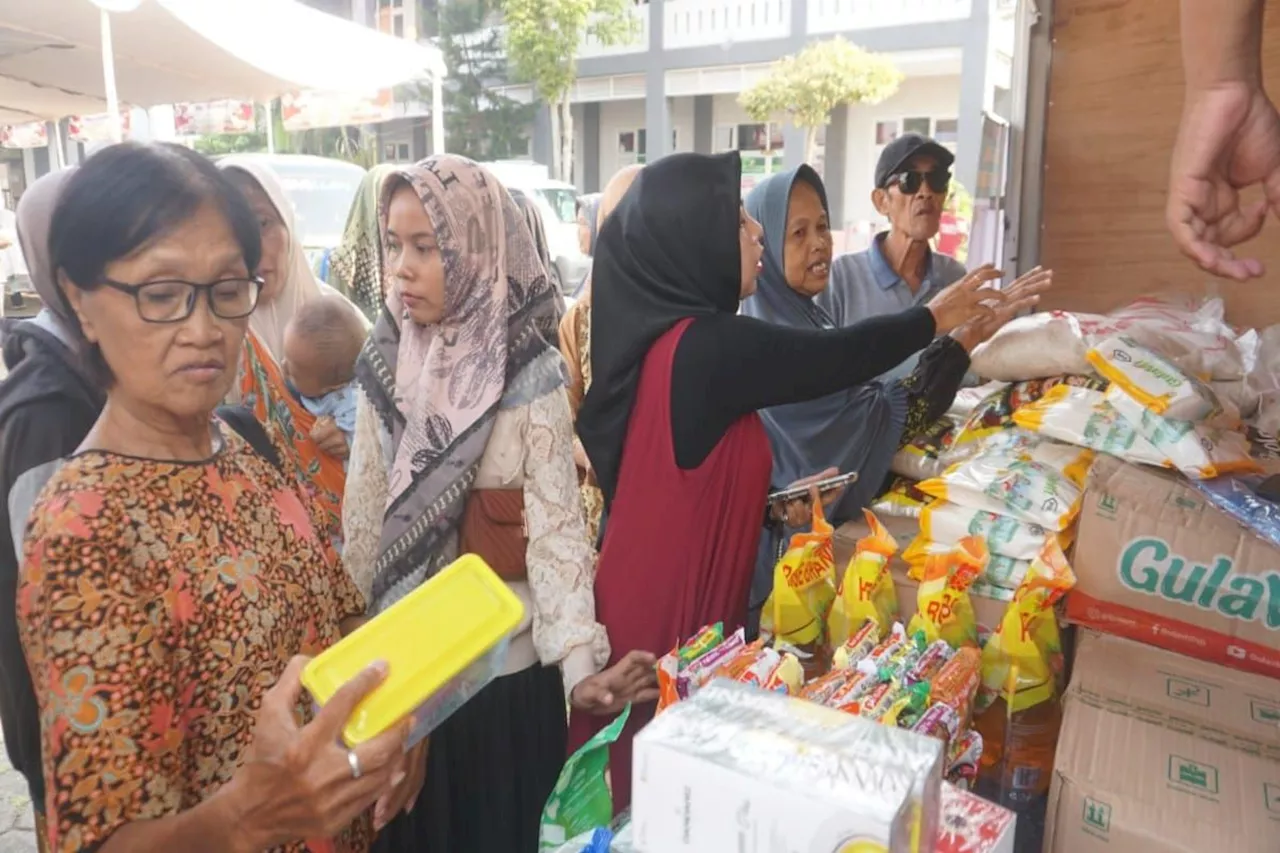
815 132 968 382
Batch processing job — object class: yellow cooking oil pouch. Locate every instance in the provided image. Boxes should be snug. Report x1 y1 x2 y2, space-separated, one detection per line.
977 537 1075 715
828 509 900 645
907 535 987 649
760 501 836 647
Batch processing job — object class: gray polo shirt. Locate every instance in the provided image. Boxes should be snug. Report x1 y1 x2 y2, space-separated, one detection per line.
816 232 968 382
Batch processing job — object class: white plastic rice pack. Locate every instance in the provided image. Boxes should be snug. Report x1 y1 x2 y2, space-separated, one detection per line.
1011 385 1166 468
964 428 1095 486
1103 384 1259 480
918 500 1066 563
1086 335 1223 421
917 456 1083 531
1075 295 1246 381
969 312 1091 382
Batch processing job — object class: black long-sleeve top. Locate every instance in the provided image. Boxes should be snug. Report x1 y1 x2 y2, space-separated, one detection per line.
669 306 938 470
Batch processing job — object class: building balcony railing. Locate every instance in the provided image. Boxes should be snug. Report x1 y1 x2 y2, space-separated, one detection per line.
663 0 791 50
570 0 975 61
807 0 973 35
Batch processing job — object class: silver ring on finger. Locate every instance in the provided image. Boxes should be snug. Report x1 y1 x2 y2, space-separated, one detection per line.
347 749 363 780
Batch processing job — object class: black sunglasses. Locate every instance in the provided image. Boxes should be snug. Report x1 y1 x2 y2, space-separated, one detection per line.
100 276 263 324
887 168 951 196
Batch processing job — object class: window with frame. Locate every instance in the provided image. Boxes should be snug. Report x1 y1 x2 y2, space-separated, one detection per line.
902 117 932 136
875 120 899 145
377 0 407 38
934 118 959 147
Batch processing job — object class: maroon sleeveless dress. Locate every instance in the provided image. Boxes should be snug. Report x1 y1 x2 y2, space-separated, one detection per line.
566 318 773 812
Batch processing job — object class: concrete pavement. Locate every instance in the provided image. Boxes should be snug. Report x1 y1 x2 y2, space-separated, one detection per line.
0 733 36 853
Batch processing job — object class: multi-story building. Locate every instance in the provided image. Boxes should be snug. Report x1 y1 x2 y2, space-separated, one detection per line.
318 0 1017 239
498 0 1017 237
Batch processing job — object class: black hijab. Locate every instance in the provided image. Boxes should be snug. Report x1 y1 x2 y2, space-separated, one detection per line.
577 151 743 506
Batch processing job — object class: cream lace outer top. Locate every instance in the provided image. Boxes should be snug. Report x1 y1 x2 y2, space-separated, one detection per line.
342 387 609 696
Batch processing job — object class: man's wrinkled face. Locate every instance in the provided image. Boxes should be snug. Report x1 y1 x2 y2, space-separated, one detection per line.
872 153 950 242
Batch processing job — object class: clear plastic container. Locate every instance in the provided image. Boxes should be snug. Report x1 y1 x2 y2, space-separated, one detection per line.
302 554 525 747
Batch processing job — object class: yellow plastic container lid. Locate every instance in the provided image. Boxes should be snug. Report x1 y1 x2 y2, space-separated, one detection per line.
302 554 525 746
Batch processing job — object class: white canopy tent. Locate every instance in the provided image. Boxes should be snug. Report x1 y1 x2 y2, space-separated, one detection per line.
0 0 446 149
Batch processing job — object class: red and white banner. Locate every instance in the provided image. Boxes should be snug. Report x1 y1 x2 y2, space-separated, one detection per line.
67 111 132 144
280 89 396 132
0 122 48 149
174 100 257 136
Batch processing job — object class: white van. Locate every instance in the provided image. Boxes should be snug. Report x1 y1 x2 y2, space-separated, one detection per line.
482 160 588 294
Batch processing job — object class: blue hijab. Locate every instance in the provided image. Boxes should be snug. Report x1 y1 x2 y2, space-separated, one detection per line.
740 166 909 525
740 166 909 636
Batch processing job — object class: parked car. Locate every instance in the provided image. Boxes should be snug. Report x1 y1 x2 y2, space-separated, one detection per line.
483 160 589 295
213 153 366 274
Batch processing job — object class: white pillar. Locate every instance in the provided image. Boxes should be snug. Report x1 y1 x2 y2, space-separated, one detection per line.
99 9 124 143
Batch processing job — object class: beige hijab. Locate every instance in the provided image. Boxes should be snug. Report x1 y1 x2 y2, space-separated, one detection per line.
218 157 328 363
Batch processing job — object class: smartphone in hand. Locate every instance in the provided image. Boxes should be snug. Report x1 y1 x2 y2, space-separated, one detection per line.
766 471 859 507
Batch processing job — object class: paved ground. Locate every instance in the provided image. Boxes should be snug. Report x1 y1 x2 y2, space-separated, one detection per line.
0 733 36 853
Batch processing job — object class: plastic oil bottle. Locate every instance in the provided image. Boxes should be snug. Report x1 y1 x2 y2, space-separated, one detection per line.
974 663 1061 853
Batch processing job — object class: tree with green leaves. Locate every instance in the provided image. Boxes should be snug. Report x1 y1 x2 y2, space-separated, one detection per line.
435 0 537 161
502 0 636 182
740 37 903 164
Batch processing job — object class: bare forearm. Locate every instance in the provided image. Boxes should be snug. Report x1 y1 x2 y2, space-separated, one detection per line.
95 783 256 853
1181 0 1264 90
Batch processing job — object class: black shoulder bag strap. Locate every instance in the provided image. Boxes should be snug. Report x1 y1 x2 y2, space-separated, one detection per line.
215 406 284 473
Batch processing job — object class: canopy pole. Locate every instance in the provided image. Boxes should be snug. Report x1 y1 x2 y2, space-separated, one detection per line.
431 75 444 155
50 121 65 169
266 103 276 154
99 9 123 143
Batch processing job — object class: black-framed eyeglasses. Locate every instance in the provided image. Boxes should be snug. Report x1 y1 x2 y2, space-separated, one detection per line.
888 168 952 196
100 276 263 324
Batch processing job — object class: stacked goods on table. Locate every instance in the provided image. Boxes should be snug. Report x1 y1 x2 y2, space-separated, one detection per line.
552 781 1016 853
875 375 1103 608
637 511 1075 852
849 295 1280 852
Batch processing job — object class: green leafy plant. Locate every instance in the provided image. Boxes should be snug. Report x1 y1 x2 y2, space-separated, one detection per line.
434 0 538 161
740 37 903 163
502 0 638 182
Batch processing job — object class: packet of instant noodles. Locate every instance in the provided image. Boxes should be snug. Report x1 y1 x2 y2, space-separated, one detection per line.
679 629 747 698
930 646 983 732
762 652 805 694
978 538 1075 715
828 510 900 646
655 623 734 712
677 622 723 667
759 502 836 648
908 536 987 648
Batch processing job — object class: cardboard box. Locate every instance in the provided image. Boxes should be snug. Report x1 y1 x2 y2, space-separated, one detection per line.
833 516 1009 631
556 783 1014 853
632 682 942 853
1067 455 1280 678
1045 631 1280 852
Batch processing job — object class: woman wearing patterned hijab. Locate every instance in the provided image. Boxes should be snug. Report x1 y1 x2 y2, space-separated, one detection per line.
341 155 656 853
328 164 397 320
